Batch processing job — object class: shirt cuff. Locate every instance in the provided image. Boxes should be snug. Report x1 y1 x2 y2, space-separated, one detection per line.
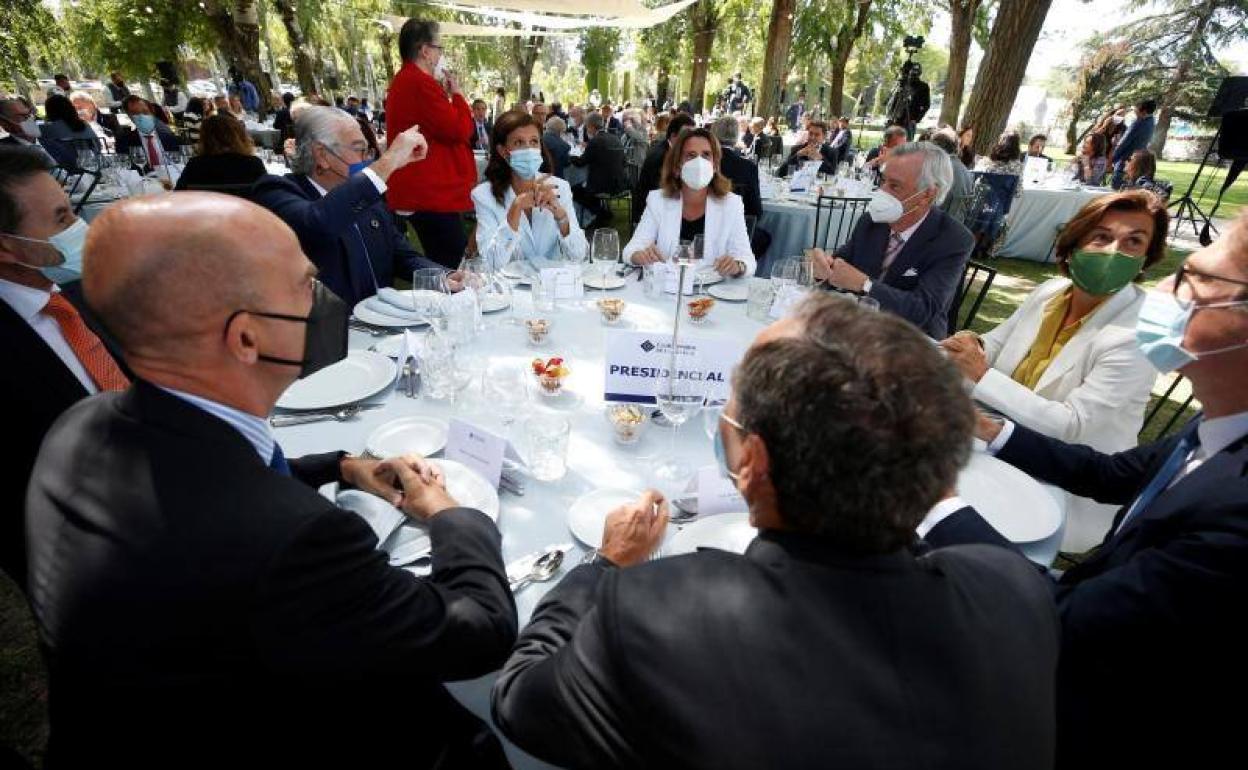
361 166 387 195
916 495 969 539
986 419 1016 455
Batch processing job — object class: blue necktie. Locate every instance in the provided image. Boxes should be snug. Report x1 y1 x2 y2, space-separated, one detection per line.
269 443 292 477
1114 433 1198 534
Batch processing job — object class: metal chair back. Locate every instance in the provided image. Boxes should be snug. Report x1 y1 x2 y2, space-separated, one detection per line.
948 259 997 333
812 196 871 253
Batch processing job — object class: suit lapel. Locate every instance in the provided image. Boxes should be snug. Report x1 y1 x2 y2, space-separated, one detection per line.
995 280 1068 377
882 210 942 283
704 195 722 263
856 221 890 279
658 195 681 258
0 297 90 405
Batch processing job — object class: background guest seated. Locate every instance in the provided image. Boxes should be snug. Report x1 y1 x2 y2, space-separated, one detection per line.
940 190 1168 550
810 141 973 338
775 119 838 178
623 127 755 277
493 294 1058 770
174 114 267 191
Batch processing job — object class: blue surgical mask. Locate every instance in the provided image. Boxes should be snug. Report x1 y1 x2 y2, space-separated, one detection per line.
347 159 372 176
133 114 156 134
713 411 744 481
5 218 90 278
507 148 543 180
1135 289 1248 373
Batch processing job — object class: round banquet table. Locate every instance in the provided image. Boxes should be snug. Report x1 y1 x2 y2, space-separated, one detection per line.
758 191 866 275
271 277 1066 769
997 185 1111 262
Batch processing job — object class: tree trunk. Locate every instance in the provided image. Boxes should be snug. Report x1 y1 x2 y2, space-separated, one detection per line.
962 0 1054 155
512 35 543 102
657 67 671 107
757 0 796 118
688 0 717 111
1065 106 1081 155
273 0 316 95
1150 0 1215 158
828 0 871 118
941 0 981 127
378 29 396 86
233 0 271 116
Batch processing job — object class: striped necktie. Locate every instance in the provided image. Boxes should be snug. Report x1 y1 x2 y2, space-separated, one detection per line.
880 232 905 276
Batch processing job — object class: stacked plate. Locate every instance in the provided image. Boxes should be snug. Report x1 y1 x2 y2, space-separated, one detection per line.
275 350 395 411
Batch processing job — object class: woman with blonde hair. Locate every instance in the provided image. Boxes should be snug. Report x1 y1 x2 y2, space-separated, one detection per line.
174 113 266 190
623 126 754 276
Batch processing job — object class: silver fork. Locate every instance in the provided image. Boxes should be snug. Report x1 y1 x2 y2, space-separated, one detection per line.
269 403 381 427
349 320 390 337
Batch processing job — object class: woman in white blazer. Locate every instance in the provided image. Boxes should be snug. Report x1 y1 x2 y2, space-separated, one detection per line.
622 127 755 277
472 110 587 269
941 190 1170 550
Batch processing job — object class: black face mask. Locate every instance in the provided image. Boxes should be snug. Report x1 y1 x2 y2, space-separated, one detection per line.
226 281 348 379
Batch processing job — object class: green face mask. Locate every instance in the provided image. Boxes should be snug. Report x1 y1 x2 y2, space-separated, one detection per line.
1068 249 1144 296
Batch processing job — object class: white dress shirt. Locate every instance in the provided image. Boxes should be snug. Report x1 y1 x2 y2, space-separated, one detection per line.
917 495 970 539
0 278 97 393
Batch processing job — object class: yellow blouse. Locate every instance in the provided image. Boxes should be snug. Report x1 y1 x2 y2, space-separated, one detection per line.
1010 288 1098 389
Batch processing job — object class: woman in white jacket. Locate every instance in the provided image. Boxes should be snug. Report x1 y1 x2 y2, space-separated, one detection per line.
472 110 587 269
623 127 755 277
940 190 1170 550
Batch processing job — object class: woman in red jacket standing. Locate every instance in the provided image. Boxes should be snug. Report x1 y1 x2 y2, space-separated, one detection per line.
386 19 475 267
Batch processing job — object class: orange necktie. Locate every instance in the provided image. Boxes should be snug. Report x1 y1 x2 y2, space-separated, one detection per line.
42 293 130 392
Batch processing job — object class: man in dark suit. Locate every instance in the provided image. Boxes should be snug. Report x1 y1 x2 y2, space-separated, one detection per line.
0 98 67 168
26 191 517 768
252 106 447 307
1111 98 1157 189
812 141 973 338
570 112 627 229
113 95 180 166
469 98 493 152
492 294 1058 769
632 112 694 223
776 119 838 177
711 115 771 259
785 96 805 130
928 220 1248 768
542 116 571 179
599 102 623 134
829 116 853 166
0 148 130 591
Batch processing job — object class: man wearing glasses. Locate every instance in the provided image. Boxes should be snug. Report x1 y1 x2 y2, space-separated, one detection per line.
926 212 1248 768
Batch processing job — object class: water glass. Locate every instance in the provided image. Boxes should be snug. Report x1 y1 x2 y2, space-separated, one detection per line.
531 273 557 313
421 333 459 400
524 414 571 482
642 263 665 299
591 229 620 294
484 362 529 430
746 277 776 322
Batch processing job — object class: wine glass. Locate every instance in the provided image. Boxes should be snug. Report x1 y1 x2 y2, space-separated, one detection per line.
128 145 149 176
591 229 620 297
411 267 450 331
484 361 530 436
652 366 706 486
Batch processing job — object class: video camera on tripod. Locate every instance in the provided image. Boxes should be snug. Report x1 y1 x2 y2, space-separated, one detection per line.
886 35 931 136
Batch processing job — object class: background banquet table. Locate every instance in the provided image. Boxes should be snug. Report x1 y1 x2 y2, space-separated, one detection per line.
997 185 1111 262
271 277 1066 769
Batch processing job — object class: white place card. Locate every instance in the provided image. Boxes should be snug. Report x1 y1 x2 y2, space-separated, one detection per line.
603 329 745 404
696 465 747 518
540 266 581 299
651 262 699 295
444 419 523 488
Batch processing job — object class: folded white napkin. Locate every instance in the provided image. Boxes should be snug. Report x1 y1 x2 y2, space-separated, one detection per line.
377 286 419 311
364 296 423 321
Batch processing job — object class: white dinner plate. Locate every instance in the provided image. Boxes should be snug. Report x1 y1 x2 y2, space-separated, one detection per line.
957 452 1063 543
365 416 450 459
275 350 395 411
694 268 725 287
567 488 643 548
708 282 749 302
583 274 627 290
370 335 405 358
480 293 511 313
667 512 757 556
501 265 533 285
338 459 500 567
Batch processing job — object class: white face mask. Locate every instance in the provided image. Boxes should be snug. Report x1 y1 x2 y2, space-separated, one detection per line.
432 54 447 79
867 188 925 224
681 157 714 190
20 117 41 139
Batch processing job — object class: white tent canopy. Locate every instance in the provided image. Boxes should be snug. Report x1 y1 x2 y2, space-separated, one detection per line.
435 0 697 30
378 17 579 37
427 0 653 16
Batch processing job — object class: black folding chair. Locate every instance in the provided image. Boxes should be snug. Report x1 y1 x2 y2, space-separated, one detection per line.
812 196 870 253
53 162 102 215
948 259 997 333
1140 373 1197 440
593 146 633 226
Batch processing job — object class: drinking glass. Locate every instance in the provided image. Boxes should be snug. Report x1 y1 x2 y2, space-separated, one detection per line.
128 145 149 175
484 361 530 433
591 228 620 297
524 414 571 482
411 267 450 331
652 367 706 485
421 332 459 400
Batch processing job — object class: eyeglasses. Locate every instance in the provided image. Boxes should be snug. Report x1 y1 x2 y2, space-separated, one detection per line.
1174 263 1248 307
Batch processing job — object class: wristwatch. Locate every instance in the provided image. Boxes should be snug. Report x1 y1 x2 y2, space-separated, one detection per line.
861 278 873 294
580 549 616 567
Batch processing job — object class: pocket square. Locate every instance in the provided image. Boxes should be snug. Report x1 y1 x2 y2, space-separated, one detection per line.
902 267 919 277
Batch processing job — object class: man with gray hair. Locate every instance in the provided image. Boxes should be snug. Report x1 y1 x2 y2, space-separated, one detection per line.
569 110 627 230
811 141 973 338
542 115 571 178
931 128 974 219
492 293 1057 768
252 106 449 307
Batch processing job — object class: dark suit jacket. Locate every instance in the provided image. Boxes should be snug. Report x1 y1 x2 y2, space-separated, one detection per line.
251 172 443 307
834 207 973 338
493 531 1058 770
571 130 627 195
26 381 517 768
785 102 804 128
470 118 493 152
1112 114 1156 164
1 280 126 590
632 140 668 222
776 140 838 178
543 131 571 179
113 124 181 156
1 135 64 168
926 420 1248 767
830 127 853 164
719 147 762 218
173 152 265 191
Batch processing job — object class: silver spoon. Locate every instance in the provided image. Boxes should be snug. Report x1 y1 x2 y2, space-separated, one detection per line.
509 549 564 592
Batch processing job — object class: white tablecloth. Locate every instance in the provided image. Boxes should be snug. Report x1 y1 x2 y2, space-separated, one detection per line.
758 192 866 275
998 186 1111 262
271 278 1065 769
